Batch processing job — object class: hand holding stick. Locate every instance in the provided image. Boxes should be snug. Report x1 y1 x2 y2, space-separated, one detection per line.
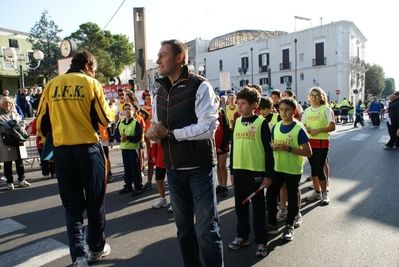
242 185 265 204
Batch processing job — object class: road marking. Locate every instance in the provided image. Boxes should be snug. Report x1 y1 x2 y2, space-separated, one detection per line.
378 135 390 143
2 238 69 267
330 132 347 139
0 218 26 236
350 134 370 141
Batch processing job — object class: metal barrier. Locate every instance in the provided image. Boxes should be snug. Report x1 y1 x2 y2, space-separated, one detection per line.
24 135 40 168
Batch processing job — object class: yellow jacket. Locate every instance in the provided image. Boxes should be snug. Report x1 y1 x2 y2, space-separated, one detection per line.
36 69 113 147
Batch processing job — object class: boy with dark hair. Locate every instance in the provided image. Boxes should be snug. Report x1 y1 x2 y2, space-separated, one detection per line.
228 86 274 257
258 96 281 130
114 102 144 196
266 98 312 240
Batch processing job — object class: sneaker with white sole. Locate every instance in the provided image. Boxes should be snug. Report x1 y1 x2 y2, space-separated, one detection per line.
255 244 268 257
321 192 330 205
168 205 173 213
152 197 168 209
293 213 302 228
267 224 279 234
306 191 322 201
43 174 51 180
228 237 250 250
73 256 89 267
276 208 287 222
18 180 31 187
88 243 111 262
7 183 14 190
282 225 294 241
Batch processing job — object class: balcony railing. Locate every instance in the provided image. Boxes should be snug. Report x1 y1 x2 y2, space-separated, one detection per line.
279 62 291 70
259 65 269 73
313 57 327 66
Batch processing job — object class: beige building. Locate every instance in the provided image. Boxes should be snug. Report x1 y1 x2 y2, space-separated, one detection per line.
0 27 39 95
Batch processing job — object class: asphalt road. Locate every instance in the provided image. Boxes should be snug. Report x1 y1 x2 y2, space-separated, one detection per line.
0 118 398 267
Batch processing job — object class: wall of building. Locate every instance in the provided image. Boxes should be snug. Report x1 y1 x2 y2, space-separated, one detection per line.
192 20 367 103
0 28 35 94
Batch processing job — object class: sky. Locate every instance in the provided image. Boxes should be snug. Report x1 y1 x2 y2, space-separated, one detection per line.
1 0 397 85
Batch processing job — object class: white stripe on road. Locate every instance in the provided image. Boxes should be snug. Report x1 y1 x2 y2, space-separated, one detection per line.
2 238 69 267
378 135 390 143
330 132 348 139
350 134 370 141
0 218 26 236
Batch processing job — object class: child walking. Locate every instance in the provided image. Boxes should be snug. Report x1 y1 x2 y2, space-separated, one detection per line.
114 103 143 196
266 98 312 241
228 85 274 257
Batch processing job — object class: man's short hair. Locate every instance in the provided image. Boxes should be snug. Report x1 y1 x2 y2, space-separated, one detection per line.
70 50 97 72
161 39 188 65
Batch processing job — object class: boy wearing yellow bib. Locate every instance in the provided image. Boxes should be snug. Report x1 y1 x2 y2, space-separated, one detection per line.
114 103 143 196
228 86 273 257
266 98 312 241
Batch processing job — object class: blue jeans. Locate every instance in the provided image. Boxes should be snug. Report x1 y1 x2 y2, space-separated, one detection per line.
54 143 107 263
167 166 224 267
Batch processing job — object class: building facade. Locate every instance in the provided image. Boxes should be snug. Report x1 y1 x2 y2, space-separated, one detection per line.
188 20 367 103
0 27 38 95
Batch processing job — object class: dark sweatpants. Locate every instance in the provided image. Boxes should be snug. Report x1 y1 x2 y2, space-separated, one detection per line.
54 142 107 262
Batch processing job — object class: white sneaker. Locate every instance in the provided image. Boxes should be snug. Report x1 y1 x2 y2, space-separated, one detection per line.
151 198 168 209
43 174 51 180
321 192 330 205
276 208 288 222
306 191 322 201
88 243 111 262
7 183 14 190
293 213 302 227
18 180 31 187
0 176 7 183
168 205 173 213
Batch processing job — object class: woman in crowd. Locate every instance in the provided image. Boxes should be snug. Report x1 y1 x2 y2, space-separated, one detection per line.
0 97 31 190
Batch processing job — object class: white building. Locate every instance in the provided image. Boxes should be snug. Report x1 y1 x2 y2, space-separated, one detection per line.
186 20 367 103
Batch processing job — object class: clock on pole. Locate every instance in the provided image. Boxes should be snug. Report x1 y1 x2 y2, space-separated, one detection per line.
60 39 77 58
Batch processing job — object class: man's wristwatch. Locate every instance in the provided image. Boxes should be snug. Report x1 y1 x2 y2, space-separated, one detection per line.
167 129 175 140
287 146 292 152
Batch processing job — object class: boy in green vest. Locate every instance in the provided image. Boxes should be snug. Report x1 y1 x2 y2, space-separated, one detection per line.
266 98 312 240
114 103 143 196
228 86 273 257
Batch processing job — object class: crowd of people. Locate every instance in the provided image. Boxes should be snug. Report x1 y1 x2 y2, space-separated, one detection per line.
1 38 399 267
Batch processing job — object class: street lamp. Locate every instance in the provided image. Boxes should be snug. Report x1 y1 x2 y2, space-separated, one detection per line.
4 43 44 89
198 65 205 76
187 60 195 72
294 15 311 32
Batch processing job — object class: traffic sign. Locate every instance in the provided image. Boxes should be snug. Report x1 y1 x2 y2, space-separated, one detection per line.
335 89 340 95
353 89 359 94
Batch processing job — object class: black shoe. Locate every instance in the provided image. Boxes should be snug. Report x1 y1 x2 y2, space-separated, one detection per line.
216 185 222 194
107 174 114 183
220 187 228 197
119 186 133 194
131 189 143 196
